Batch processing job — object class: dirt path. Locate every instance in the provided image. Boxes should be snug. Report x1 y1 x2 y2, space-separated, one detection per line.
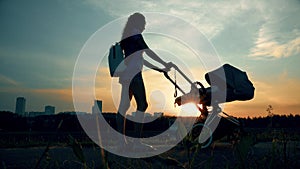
1 142 299 169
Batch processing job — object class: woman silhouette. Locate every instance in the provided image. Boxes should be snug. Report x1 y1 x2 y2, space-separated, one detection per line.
117 12 171 150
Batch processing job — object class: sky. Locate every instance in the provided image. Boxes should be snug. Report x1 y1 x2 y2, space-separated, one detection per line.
0 0 300 117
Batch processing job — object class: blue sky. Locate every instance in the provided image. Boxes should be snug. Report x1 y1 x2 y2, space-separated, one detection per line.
1 0 300 117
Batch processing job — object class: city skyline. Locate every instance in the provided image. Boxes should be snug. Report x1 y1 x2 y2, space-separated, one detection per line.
15 97 26 115
4 96 166 118
11 96 56 116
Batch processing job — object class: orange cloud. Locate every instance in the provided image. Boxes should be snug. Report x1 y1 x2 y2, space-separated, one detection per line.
33 88 73 103
224 74 300 117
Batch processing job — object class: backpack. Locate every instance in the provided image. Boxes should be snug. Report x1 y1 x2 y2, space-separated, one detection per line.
108 42 126 77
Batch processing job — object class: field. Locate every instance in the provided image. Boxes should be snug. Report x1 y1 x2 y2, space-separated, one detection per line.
1 132 300 169
1 113 300 168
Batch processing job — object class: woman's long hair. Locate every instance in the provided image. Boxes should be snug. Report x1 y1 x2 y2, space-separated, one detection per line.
121 13 145 40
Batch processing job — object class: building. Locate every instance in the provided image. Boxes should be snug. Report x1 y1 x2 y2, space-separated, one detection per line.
92 100 102 114
45 105 55 115
15 97 26 116
28 111 44 117
132 112 152 117
154 112 164 118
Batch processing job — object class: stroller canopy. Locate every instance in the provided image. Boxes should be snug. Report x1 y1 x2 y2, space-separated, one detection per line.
205 64 255 103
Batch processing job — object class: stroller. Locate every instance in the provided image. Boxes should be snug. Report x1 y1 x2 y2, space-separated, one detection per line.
155 63 255 146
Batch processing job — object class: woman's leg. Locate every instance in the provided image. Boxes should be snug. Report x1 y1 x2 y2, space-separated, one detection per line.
131 78 148 112
128 73 155 150
116 83 131 144
130 74 148 138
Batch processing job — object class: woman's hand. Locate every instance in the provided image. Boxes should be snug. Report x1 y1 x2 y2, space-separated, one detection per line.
162 62 173 72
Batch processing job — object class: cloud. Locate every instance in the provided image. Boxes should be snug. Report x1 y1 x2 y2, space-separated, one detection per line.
250 26 300 59
224 72 300 117
33 88 72 102
0 87 73 104
248 0 300 59
85 0 257 39
224 86 300 117
0 74 19 87
260 74 300 106
85 0 300 62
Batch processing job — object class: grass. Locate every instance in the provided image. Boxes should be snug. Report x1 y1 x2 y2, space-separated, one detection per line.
1 128 299 169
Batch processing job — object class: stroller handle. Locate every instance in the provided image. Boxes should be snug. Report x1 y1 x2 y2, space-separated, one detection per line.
170 63 196 87
153 63 205 95
152 67 186 94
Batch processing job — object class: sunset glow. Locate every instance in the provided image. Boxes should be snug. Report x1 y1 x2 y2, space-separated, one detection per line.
1 0 300 118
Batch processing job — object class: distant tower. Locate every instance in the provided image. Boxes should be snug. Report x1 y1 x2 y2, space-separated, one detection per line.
92 100 102 114
15 97 26 116
45 105 55 115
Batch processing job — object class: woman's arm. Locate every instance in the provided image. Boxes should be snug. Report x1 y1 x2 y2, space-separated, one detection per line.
144 60 161 70
144 49 170 68
137 34 172 70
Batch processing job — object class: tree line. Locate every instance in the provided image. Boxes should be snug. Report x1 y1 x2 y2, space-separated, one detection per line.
0 111 300 132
